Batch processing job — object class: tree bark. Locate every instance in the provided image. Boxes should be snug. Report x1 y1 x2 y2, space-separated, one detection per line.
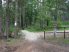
46 20 49 26
21 6 25 30
6 0 9 39
55 0 58 21
41 0 45 28
14 0 18 38
0 0 3 37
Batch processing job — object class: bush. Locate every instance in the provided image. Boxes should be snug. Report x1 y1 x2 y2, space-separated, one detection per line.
11 35 14 38
25 26 43 32
6 38 11 42
49 21 63 27
57 21 63 27
64 21 69 25
34 26 43 31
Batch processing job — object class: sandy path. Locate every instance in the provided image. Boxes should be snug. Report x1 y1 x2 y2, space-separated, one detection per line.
21 30 40 41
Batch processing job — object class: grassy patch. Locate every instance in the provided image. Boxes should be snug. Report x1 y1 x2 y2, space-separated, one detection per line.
56 37 69 44
24 25 69 32
17 34 25 38
25 26 44 32
6 38 12 42
47 36 69 44
0 38 23 45
5 39 23 45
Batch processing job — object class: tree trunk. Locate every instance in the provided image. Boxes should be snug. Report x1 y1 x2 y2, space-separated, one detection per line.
55 0 58 21
41 20 44 28
21 14 23 29
6 0 9 39
41 0 45 28
14 0 18 38
21 6 25 30
39 2 42 28
46 20 49 26
0 0 3 38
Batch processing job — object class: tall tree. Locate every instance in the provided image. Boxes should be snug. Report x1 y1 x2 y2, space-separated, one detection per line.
14 0 18 38
21 6 25 29
6 0 9 39
55 0 58 21
0 0 3 37
19 0 27 29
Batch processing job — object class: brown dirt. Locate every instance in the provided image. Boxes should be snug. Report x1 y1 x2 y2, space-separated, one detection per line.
0 44 18 52
0 31 69 52
0 38 69 52
15 38 69 52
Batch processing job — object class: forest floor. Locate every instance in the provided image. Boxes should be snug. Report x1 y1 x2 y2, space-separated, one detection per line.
0 30 69 52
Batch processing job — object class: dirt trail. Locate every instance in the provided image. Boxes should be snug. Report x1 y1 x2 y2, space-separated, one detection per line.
0 30 69 52
15 39 69 52
21 30 40 41
15 30 69 52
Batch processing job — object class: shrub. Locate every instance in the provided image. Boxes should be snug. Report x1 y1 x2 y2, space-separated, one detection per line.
57 21 63 27
49 21 63 27
11 35 14 38
6 38 11 42
25 26 43 32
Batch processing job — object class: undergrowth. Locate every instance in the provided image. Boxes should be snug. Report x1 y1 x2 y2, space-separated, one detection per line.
25 26 44 32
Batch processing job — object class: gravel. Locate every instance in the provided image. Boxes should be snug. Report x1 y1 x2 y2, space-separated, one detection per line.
21 30 40 41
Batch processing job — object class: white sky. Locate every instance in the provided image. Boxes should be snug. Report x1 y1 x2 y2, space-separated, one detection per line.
65 0 69 3
2 0 6 4
2 0 69 4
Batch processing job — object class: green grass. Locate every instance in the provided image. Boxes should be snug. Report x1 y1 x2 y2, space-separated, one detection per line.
46 36 69 44
24 26 44 32
57 38 69 44
6 38 12 42
24 25 69 32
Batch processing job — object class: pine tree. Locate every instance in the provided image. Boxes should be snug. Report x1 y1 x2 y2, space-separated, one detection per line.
14 0 18 38
0 0 3 38
6 0 9 39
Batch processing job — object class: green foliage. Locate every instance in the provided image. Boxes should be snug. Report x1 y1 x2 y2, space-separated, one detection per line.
18 0 27 6
9 26 22 32
25 26 43 32
6 38 11 42
57 21 63 27
63 21 69 25
47 37 69 44
9 26 14 32
49 21 63 27
57 38 69 44
1 0 69 39
11 35 14 38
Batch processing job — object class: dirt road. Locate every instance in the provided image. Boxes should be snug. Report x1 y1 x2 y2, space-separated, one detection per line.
15 39 69 52
15 30 69 52
0 30 69 52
